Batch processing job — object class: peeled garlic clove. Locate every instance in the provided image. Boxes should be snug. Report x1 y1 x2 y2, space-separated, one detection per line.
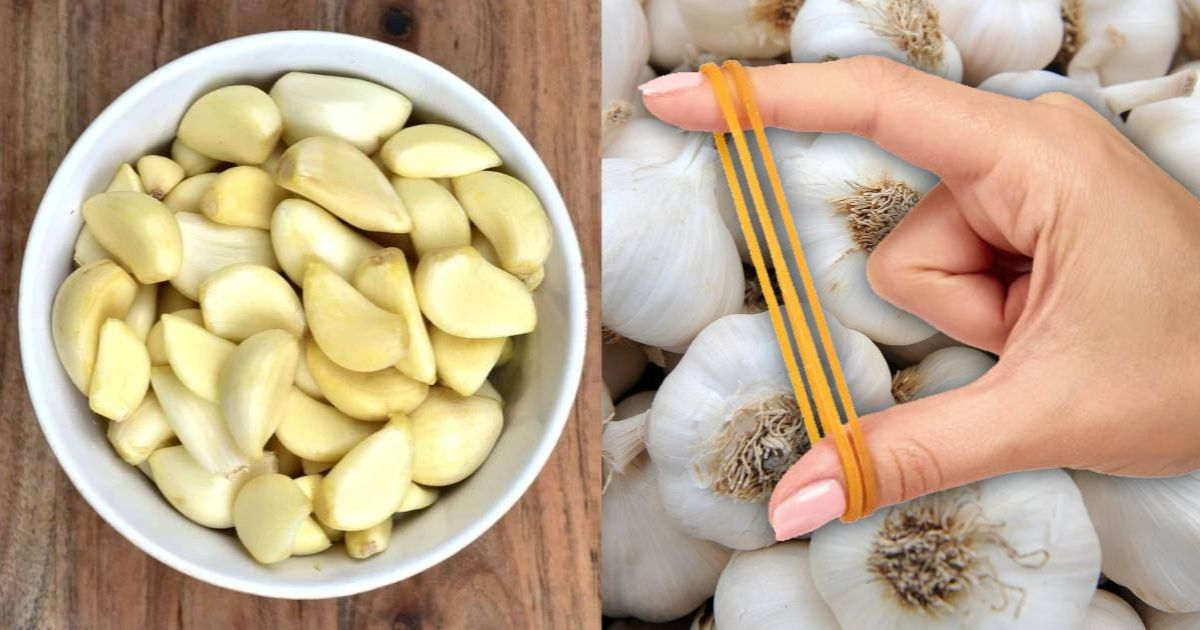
171 138 221 177
380 124 501 178
396 483 439 512
304 261 408 372
124 282 157 341
293 340 325 400
352 248 436 384
106 163 145 193
89 319 151 421
83 191 183 283
258 143 285 177
294 474 344 541
232 473 312 564
177 85 282 164
219 330 299 459
471 228 500 266
429 328 505 397
292 517 333 556
147 308 202 366
52 260 138 392
345 518 393 559
107 393 175 464
270 198 380 284
523 266 545 291
198 263 305 341
136 155 185 200
158 283 197 314
73 227 112 267
475 380 504 406
391 177 471 257
171 212 279 300
201 165 287 229
496 338 514 367
410 387 503 486
304 338 428 421
150 366 250 477
268 435 303 477
315 415 413 531
302 458 334 475
275 387 380 461
452 171 552 279
275 136 411 233
150 445 276 529
414 246 536 338
269 71 412 154
161 312 236 401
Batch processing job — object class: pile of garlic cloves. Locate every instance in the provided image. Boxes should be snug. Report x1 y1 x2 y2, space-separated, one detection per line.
55 71 553 564
602 0 1200 627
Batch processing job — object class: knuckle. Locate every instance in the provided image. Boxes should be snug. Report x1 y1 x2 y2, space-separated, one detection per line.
881 438 946 504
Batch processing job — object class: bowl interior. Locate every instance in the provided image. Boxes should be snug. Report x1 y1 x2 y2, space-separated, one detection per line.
18 32 585 598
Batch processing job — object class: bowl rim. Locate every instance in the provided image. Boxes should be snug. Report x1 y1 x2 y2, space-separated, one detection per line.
17 30 587 599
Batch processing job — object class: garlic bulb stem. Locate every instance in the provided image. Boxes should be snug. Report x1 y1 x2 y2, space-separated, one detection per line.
1097 70 1198 116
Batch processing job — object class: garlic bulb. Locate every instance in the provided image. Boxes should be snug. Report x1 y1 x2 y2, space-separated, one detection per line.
604 338 649 399
1142 607 1200 630
603 117 691 163
810 469 1100 629
877 331 961 367
931 0 1063 85
1059 0 1179 87
1082 590 1145 630
891 346 995 403
978 70 1118 122
790 0 964 82
602 135 744 350
603 0 651 147
602 408 733 622
646 0 692 69
676 0 797 60
646 311 894 550
782 133 937 345
1073 470 1200 613
713 541 840 629
1126 93 1200 198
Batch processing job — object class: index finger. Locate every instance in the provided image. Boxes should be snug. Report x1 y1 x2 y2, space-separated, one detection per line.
639 57 1015 181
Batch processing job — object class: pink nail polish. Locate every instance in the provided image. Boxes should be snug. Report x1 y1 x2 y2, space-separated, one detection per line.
770 479 846 540
638 72 704 96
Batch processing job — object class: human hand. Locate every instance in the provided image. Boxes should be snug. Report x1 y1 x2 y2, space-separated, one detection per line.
640 57 1200 539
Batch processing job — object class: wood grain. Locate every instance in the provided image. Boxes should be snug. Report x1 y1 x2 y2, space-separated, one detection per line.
0 1 600 628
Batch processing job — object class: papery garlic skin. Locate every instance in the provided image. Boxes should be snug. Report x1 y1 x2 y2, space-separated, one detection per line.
1074 470 1200 613
1126 96 1200 198
713 541 840 630
602 136 744 350
676 0 797 60
931 0 1062 86
646 311 893 550
602 117 691 163
1061 0 1180 87
602 412 732 622
783 133 937 345
811 470 1100 629
790 0 964 82
891 346 995 403
1083 590 1145 630
602 0 651 147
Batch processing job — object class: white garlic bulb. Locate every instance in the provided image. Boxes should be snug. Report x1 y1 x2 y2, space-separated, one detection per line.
1126 94 1200 198
1141 607 1200 630
604 338 650 399
603 0 651 147
1083 590 1145 630
646 0 693 69
675 0 797 60
602 136 745 350
810 470 1101 629
978 70 1118 122
790 0 964 82
646 311 894 550
931 0 1062 85
781 133 937 345
877 332 961 367
891 346 995 403
1060 0 1180 87
603 117 692 163
1073 470 1200 613
713 541 840 630
602 408 733 622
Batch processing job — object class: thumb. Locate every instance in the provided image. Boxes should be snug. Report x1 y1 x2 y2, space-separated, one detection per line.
766 367 1057 540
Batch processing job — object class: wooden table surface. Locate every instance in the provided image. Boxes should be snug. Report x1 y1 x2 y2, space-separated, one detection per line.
0 2 600 628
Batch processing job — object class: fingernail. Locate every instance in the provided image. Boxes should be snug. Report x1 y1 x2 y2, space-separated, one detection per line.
770 479 846 540
638 72 704 96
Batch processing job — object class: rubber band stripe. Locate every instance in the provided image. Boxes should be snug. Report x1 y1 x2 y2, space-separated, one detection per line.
699 62 866 521
725 61 879 519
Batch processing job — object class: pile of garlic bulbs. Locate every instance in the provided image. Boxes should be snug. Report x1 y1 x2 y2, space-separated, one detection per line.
602 1 1200 626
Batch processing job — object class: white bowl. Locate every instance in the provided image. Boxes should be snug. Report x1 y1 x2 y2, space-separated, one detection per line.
18 31 586 598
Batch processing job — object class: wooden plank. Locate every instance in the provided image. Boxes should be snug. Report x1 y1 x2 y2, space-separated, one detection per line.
0 1 599 627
